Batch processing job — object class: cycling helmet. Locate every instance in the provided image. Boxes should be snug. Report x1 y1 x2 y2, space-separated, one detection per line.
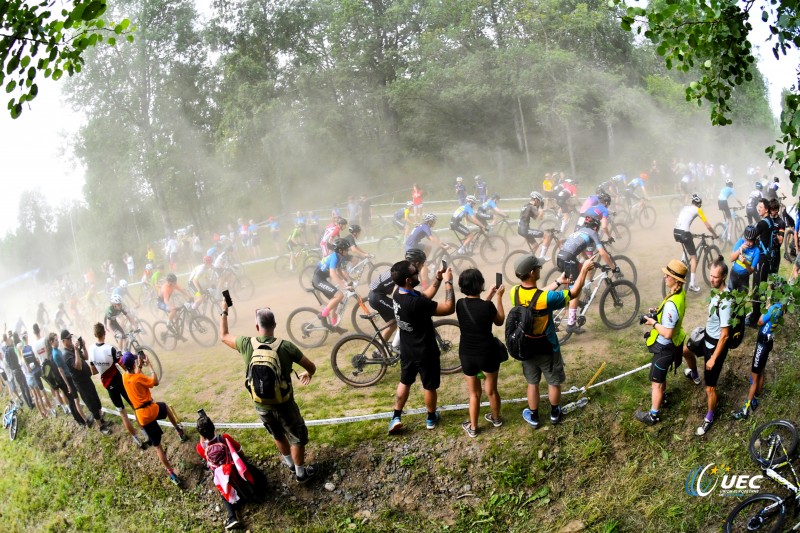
725 178 734 186
640 172 649 180
465 195 478 204
595 185 605 194
456 176 463 182
491 193 500 201
333 238 351 251
203 255 212 265
754 181 763 190
145 263 153 270
166 273 177 283
584 216 600 229
612 174 626 183
110 294 123 305
474 175 482 181
598 192 611 206
405 248 427 264
743 225 758 240
406 201 413 207
337 217 347 225
348 224 362 234
423 213 437 223
530 191 544 203
119 279 128 288
691 194 702 207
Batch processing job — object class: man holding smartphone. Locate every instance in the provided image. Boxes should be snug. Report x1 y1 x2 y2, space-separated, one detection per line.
61 329 111 435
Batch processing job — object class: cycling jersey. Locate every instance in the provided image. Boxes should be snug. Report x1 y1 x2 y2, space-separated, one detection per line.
759 303 783 337
731 238 761 275
394 207 410 221
746 190 762 208
718 186 736 202
105 304 128 321
111 286 129 300
674 205 708 231
559 227 603 258
316 252 343 279
368 269 395 295
188 263 211 285
405 224 432 250
89 343 120 388
159 283 176 303
320 224 341 247
451 204 475 222
517 203 539 232
343 234 358 248
579 196 608 219
627 177 645 190
481 199 498 211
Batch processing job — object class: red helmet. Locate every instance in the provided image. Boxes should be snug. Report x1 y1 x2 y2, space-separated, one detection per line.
203 255 212 265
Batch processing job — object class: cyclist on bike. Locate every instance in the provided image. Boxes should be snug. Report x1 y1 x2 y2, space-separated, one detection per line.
678 174 691 204
187 256 215 307
477 193 508 224
579 191 613 241
728 225 761 292
54 303 71 331
673 194 718 292
141 263 154 285
105 294 133 350
718 178 744 244
319 217 347 258
112 279 140 308
553 179 578 233
286 221 307 272
746 181 764 225
367 248 427 346
450 195 487 254
158 273 191 329
392 202 413 235
624 172 650 212
405 213 449 282
312 238 353 334
518 192 554 259
556 216 619 333
343 224 370 260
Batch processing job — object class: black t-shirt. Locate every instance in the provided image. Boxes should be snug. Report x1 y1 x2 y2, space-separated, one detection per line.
63 346 92 383
456 298 497 358
771 216 786 250
393 289 439 362
518 203 538 231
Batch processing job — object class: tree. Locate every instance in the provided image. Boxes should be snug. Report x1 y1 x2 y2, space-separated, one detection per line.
0 0 131 118
612 0 800 193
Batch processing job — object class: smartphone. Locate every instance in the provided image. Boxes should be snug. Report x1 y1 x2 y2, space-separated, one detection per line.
496 272 502 289
441 259 447 271
222 289 233 307
197 408 206 418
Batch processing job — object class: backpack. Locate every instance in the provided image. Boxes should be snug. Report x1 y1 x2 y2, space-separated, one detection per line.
706 295 747 350
41 359 64 390
245 337 292 406
504 287 552 361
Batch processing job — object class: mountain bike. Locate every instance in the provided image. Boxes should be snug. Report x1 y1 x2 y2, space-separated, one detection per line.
605 216 632 253
542 263 640 345
195 288 238 327
725 419 800 532
274 246 321 278
330 311 461 387
502 229 565 281
715 206 747 251
115 328 162 381
286 288 374 349
661 233 721 297
153 304 219 351
2 400 21 440
446 226 509 265
214 265 255 301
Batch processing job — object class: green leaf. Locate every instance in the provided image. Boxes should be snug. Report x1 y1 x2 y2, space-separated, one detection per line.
82 1 106 20
107 37 116 46
5 80 16 93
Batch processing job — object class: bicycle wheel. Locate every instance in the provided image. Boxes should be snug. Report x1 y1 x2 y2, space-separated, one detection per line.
299 265 316 291
450 255 478 277
153 321 177 351
608 222 631 252
553 307 572 345
542 266 562 287
378 236 401 254
502 251 528 285
748 419 799 467
9 413 17 440
433 319 462 374
286 307 329 348
232 276 255 300
598 280 640 330
274 255 292 278
330 334 388 387
134 318 155 348
302 250 321 268
136 345 162 381
638 204 657 229
479 234 509 264
189 315 219 347
611 255 638 286
724 493 786 533
701 245 722 286
209 300 238 327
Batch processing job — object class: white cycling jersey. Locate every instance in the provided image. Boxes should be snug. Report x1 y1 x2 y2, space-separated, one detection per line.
674 205 708 232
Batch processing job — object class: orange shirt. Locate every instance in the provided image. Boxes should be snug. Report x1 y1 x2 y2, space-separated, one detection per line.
122 372 159 425
160 283 176 302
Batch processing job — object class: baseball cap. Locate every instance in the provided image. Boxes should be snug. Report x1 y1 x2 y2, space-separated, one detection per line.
514 255 542 278
120 351 138 371
60 329 72 340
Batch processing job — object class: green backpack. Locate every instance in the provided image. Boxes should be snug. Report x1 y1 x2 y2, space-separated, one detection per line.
245 338 292 405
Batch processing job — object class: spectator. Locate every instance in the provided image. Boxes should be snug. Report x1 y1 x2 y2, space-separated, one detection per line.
195 410 268 530
120 351 188 486
512 255 594 428
165 235 179 272
455 176 466 205
2 331 34 409
387 260 455 434
48 332 89 427
32 324 69 415
61 330 112 434
124 253 135 278
635 259 687 426
220 305 319 484
682 257 731 436
358 194 372 237
456 269 506 437
19 332 52 418
411 183 423 222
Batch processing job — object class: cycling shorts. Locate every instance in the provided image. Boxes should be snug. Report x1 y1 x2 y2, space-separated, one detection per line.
751 334 773 374
556 254 579 283
450 220 470 237
476 211 492 222
311 272 338 300
107 319 125 335
673 229 696 257
518 227 544 244
717 199 731 217
188 281 200 295
157 300 169 312
367 292 396 323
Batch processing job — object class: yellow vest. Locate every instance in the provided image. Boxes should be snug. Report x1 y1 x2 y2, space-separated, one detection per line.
646 288 686 347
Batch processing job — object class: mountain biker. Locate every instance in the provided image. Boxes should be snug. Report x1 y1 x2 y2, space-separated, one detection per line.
368 248 428 346
311 238 353 333
556 216 618 333
112 279 140 308
319 217 347 258
188 256 215 307
286 221 307 272
393 202 413 237
105 294 134 349
343 224 370 260
718 178 744 244
728 225 761 292
450 195 487 254
624 173 650 212
405 214 449 282
746 181 764 225
158 273 191 327
553 179 578 233
477 194 508 225
579 191 613 241
517 192 554 259
673 194 718 292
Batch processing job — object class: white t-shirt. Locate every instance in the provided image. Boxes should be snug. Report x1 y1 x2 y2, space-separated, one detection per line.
90 343 118 384
674 205 708 231
655 301 680 345
705 293 731 348
33 337 48 365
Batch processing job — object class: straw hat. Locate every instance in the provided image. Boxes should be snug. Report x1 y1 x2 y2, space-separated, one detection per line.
662 259 687 283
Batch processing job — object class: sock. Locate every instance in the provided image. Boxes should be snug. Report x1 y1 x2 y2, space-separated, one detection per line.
393 409 402 419
690 273 696 285
650 408 659 417
705 411 714 422
744 400 751 411
427 411 437 421
550 405 560 417
295 464 306 477
282 454 294 468
391 333 401 350
568 309 577 324
529 408 539 417
536 245 546 257
321 308 329 317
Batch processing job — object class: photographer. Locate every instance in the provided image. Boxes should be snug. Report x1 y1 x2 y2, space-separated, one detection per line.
61 329 111 434
635 259 687 427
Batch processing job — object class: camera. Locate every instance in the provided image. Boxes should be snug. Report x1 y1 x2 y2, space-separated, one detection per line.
639 312 656 325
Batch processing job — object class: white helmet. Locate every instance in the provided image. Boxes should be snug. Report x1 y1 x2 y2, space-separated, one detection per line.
119 279 128 288
110 294 123 304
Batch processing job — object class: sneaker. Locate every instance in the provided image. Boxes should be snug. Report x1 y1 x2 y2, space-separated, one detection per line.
484 413 503 427
634 410 660 426
696 418 714 436
169 472 183 486
688 284 701 293
85 415 95 429
318 313 329 327
565 322 579 333
177 428 189 443
751 398 760 411
99 422 112 435
61 405 70 415
426 412 440 430
550 406 562 425
522 408 540 429
388 417 403 434
225 517 241 530
732 407 749 421
461 421 477 438
296 464 318 484
684 367 701 385
286 463 296 474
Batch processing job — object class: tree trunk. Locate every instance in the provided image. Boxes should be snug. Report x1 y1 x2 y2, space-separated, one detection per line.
607 120 615 159
564 119 576 178
518 97 531 167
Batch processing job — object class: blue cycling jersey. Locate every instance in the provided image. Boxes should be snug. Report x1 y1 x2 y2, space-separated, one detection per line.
405 224 432 250
718 186 736 201
452 204 474 221
481 199 497 211
759 303 783 337
318 252 342 273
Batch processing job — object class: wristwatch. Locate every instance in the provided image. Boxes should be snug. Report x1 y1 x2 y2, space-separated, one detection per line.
220 311 228 317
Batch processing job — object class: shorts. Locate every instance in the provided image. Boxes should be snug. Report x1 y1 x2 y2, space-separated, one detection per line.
521 350 566 386
648 342 679 384
106 373 133 410
556 254 579 282
188 281 200 295
108 319 125 336
29 368 45 390
459 353 501 377
367 293 396 323
256 399 309 446
673 229 696 257
157 300 169 312
476 211 492 222
717 199 731 217
141 402 168 447
518 227 543 245
399 355 441 390
312 272 337 300
685 340 728 387
751 335 773 374
450 221 470 237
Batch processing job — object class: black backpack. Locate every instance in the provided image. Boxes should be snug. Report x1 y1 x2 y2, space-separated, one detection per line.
41 359 65 390
505 287 552 360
